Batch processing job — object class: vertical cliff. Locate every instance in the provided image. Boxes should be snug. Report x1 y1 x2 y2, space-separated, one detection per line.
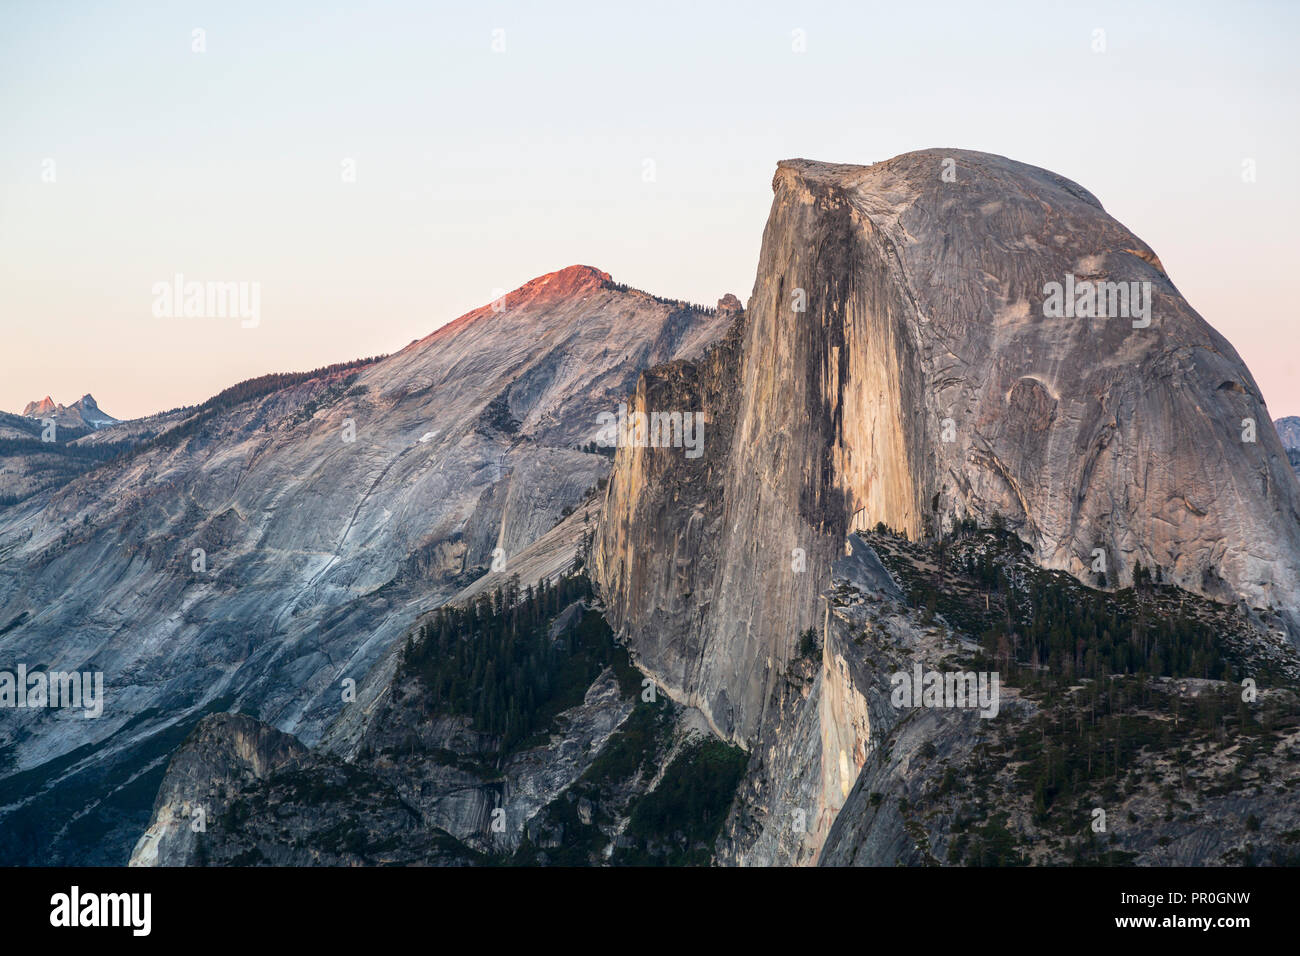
595 149 1300 750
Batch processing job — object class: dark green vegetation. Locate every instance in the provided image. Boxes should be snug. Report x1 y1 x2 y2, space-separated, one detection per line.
929 673 1300 867
513 696 750 867
400 573 638 756
428 571 754 867
479 393 522 435
159 356 385 425
867 524 1300 866
603 283 720 316
873 524 1254 688
576 440 616 459
797 626 820 661
194 572 750 867
611 738 750 865
511 701 677 866
144 358 383 455
0 413 132 507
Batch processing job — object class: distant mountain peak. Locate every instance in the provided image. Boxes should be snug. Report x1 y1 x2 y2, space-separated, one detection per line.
18 393 119 429
22 396 57 417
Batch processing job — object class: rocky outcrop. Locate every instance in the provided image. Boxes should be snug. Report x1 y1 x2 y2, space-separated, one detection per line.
131 667 634 865
722 530 1300 867
20 397 56 419
0 397 130 506
129 714 308 866
320 498 603 761
595 150 1300 750
1276 417 1300 480
592 316 752 741
127 588 680 866
26 150 1300 869
129 711 488 867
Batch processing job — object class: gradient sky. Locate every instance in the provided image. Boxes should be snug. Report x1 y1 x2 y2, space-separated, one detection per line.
2 0 1298 420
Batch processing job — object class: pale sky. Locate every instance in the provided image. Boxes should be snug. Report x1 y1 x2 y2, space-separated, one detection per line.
2 0 1297 420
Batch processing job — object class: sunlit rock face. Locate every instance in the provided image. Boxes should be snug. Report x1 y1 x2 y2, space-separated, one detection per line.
0 265 732 865
716 535 979 867
596 149 1300 750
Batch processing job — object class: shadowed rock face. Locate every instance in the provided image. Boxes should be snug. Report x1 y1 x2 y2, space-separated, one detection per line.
596 149 1300 748
0 265 733 864
129 664 634 867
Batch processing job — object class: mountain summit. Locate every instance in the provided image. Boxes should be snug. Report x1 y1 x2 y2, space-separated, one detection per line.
19 393 119 430
595 148 1300 750
0 267 733 865
20 396 56 417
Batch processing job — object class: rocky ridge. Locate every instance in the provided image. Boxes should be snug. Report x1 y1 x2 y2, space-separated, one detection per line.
0 266 734 864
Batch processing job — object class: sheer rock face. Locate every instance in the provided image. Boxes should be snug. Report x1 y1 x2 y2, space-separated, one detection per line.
717 535 982 866
595 150 1300 749
0 265 732 865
